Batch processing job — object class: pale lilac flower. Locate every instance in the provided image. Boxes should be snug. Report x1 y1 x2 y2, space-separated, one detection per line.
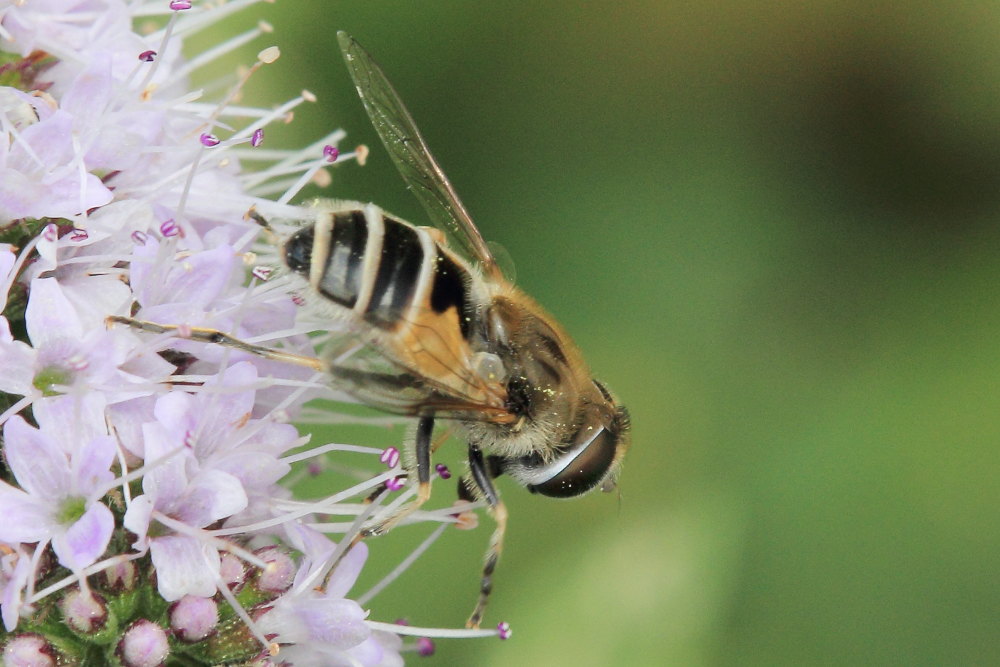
0 414 115 571
1 0 138 61
60 54 168 175
0 278 145 402
122 441 247 601
259 528 403 666
0 107 113 221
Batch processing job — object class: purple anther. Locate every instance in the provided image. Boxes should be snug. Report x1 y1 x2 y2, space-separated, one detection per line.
497 621 512 640
199 133 220 147
386 477 405 491
435 463 452 480
70 228 89 241
131 230 148 246
322 145 339 163
251 128 265 147
380 447 400 468
159 219 179 237
169 0 192 10
416 637 435 656
251 265 273 281
138 50 156 62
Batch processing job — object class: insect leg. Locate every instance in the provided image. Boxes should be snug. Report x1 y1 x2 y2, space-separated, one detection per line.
106 316 326 371
414 414 433 486
465 444 507 629
362 415 434 537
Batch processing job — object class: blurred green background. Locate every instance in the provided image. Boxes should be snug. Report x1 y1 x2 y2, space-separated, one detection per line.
205 1 1000 664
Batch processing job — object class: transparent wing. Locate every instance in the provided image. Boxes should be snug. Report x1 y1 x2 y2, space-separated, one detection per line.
113 313 512 423
337 31 504 281
321 324 513 423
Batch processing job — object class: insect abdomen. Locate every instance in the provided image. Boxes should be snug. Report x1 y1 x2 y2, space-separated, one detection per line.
366 215 423 327
284 206 474 337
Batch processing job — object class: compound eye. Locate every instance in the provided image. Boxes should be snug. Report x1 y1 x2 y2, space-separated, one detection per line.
526 424 619 498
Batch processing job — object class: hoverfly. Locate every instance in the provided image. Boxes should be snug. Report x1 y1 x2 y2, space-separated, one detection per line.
112 32 630 628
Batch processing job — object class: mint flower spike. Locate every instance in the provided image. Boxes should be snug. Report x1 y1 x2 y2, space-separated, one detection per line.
1 0 513 662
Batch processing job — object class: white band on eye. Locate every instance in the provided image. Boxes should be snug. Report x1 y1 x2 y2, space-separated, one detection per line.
516 426 605 485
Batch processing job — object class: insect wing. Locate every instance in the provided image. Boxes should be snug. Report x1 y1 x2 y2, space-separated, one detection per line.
337 31 503 281
321 325 511 422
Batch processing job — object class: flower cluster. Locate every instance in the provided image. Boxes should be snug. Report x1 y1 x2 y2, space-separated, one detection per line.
0 1 503 665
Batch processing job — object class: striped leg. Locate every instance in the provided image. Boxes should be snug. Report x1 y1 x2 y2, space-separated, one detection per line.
106 316 326 371
465 444 507 629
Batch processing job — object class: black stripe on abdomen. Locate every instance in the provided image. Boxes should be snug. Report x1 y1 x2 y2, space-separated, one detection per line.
364 216 423 328
431 250 472 339
317 211 368 308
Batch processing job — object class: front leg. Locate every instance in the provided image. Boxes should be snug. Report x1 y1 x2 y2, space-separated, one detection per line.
106 316 326 371
465 444 508 629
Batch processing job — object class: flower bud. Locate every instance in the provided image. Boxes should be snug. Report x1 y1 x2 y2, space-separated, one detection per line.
60 588 107 634
2 634 56 667
101 559 138 592
118 619 169 667
169 595 219 642
220 552 247 591
256 547 295 594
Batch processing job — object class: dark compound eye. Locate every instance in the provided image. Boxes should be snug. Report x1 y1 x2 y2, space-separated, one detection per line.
525 425 619 498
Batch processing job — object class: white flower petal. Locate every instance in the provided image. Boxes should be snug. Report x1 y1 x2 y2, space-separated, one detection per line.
58 275 132 334
25 277 84 346
1 545 32 632
298 597 370 649
325 542 368 600
2 415 70 498
0 329 36 396
177 469 248 527
32 393 109 456
73 435 117 497
0 483 56 544
52 502 114 570
149 535 220 601
122 495 154 546
0 246 15 281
